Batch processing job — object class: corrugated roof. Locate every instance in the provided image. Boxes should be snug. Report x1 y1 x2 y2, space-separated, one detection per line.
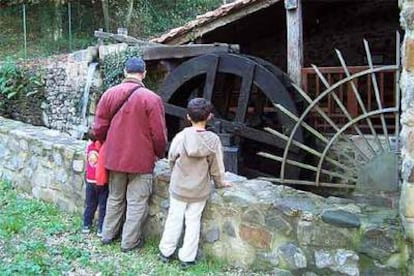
151 0 281 45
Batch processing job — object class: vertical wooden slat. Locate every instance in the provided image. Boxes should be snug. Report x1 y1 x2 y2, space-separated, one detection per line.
327 73 332 115
202 55 220 102
347 80 358 117
315 75 320 129
367 76 372 110
380 72 385 105
235 63 255 122
302 70 308 91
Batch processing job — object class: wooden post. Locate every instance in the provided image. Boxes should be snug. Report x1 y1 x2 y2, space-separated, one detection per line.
68 2 72 51
22 4 27 58
285 0 303 86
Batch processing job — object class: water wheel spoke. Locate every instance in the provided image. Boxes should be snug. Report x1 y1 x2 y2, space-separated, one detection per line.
161 53 306 182
202 55 219 102
235 63 255 123
164 103 293 150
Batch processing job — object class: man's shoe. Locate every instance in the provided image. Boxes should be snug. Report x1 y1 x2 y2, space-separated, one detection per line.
101 238 113 245
159 252 172 263
121 239 144 253
180 261 196 270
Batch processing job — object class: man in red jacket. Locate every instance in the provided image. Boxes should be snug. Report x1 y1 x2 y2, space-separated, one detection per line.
93 56 167 252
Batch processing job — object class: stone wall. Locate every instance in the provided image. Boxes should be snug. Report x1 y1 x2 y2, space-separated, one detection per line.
0 117 86 211
0 116 409 275
399 1 414 275
0 47 102 138
43 48 102 138
0 44 139 139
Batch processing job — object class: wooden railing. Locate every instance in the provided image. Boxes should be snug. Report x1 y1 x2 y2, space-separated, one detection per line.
301 66 398 134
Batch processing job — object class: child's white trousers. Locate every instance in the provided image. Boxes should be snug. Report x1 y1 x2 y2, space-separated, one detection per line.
159 197 207 262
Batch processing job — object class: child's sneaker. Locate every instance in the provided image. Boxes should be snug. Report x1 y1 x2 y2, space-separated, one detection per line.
82 226 91 234
97 230 102 237
159 252 172 263
180 261 196 270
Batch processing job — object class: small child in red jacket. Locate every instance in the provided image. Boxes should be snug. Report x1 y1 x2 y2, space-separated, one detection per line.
82 130 108 237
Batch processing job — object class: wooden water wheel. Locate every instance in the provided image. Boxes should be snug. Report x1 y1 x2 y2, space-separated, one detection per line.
159 52 306 178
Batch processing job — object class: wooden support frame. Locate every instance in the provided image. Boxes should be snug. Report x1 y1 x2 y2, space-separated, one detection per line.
95 30 240 61
285 0 303 86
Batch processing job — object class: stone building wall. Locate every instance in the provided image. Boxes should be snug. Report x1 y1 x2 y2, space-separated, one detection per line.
399 0 414 275
0 116 409 275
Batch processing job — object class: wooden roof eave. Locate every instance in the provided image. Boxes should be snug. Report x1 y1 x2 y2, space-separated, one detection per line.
154 0 282 45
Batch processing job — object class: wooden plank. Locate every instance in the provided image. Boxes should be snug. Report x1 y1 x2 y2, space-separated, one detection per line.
235 63 255 122
94 30 159 46
95 30 240 59
306 0 393 2
202 55 220 101
143 44 239 61
301 66 396 74
285 0 303 85
347 81 358 117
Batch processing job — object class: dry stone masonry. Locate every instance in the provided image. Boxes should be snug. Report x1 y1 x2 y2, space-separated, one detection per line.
44 47 102 138
400 1 414 274
0 116 409 275
0 44 130 139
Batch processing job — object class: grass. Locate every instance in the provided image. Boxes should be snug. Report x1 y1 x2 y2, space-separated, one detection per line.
0 180 235 275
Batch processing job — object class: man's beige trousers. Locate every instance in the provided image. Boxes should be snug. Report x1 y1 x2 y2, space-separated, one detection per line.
159 197 207 262
102 171 152 250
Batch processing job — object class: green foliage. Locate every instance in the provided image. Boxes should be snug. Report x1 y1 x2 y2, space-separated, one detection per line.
101 46 143 91
0 59 21 99
1 1 223 60
0 179 230 275
0 58 45 101
0 1 103 59
128 0 223 38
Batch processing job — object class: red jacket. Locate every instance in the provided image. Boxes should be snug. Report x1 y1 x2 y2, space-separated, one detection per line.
86 140 101 183
93 78 167 173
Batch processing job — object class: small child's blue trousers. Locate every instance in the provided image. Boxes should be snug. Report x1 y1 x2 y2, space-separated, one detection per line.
83 181 109 232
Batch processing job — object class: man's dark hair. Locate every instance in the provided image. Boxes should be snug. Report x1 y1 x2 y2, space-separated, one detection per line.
187 98 213 123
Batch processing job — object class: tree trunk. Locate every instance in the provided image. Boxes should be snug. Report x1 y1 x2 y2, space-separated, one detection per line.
125 0 134 28
53 2 63 41
101 0 110 32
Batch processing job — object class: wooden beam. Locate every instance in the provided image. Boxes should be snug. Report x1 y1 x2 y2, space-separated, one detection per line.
304 0 394 2
142 43 239 61
94 30 161 46
285 0 303 85
95 30 240 60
